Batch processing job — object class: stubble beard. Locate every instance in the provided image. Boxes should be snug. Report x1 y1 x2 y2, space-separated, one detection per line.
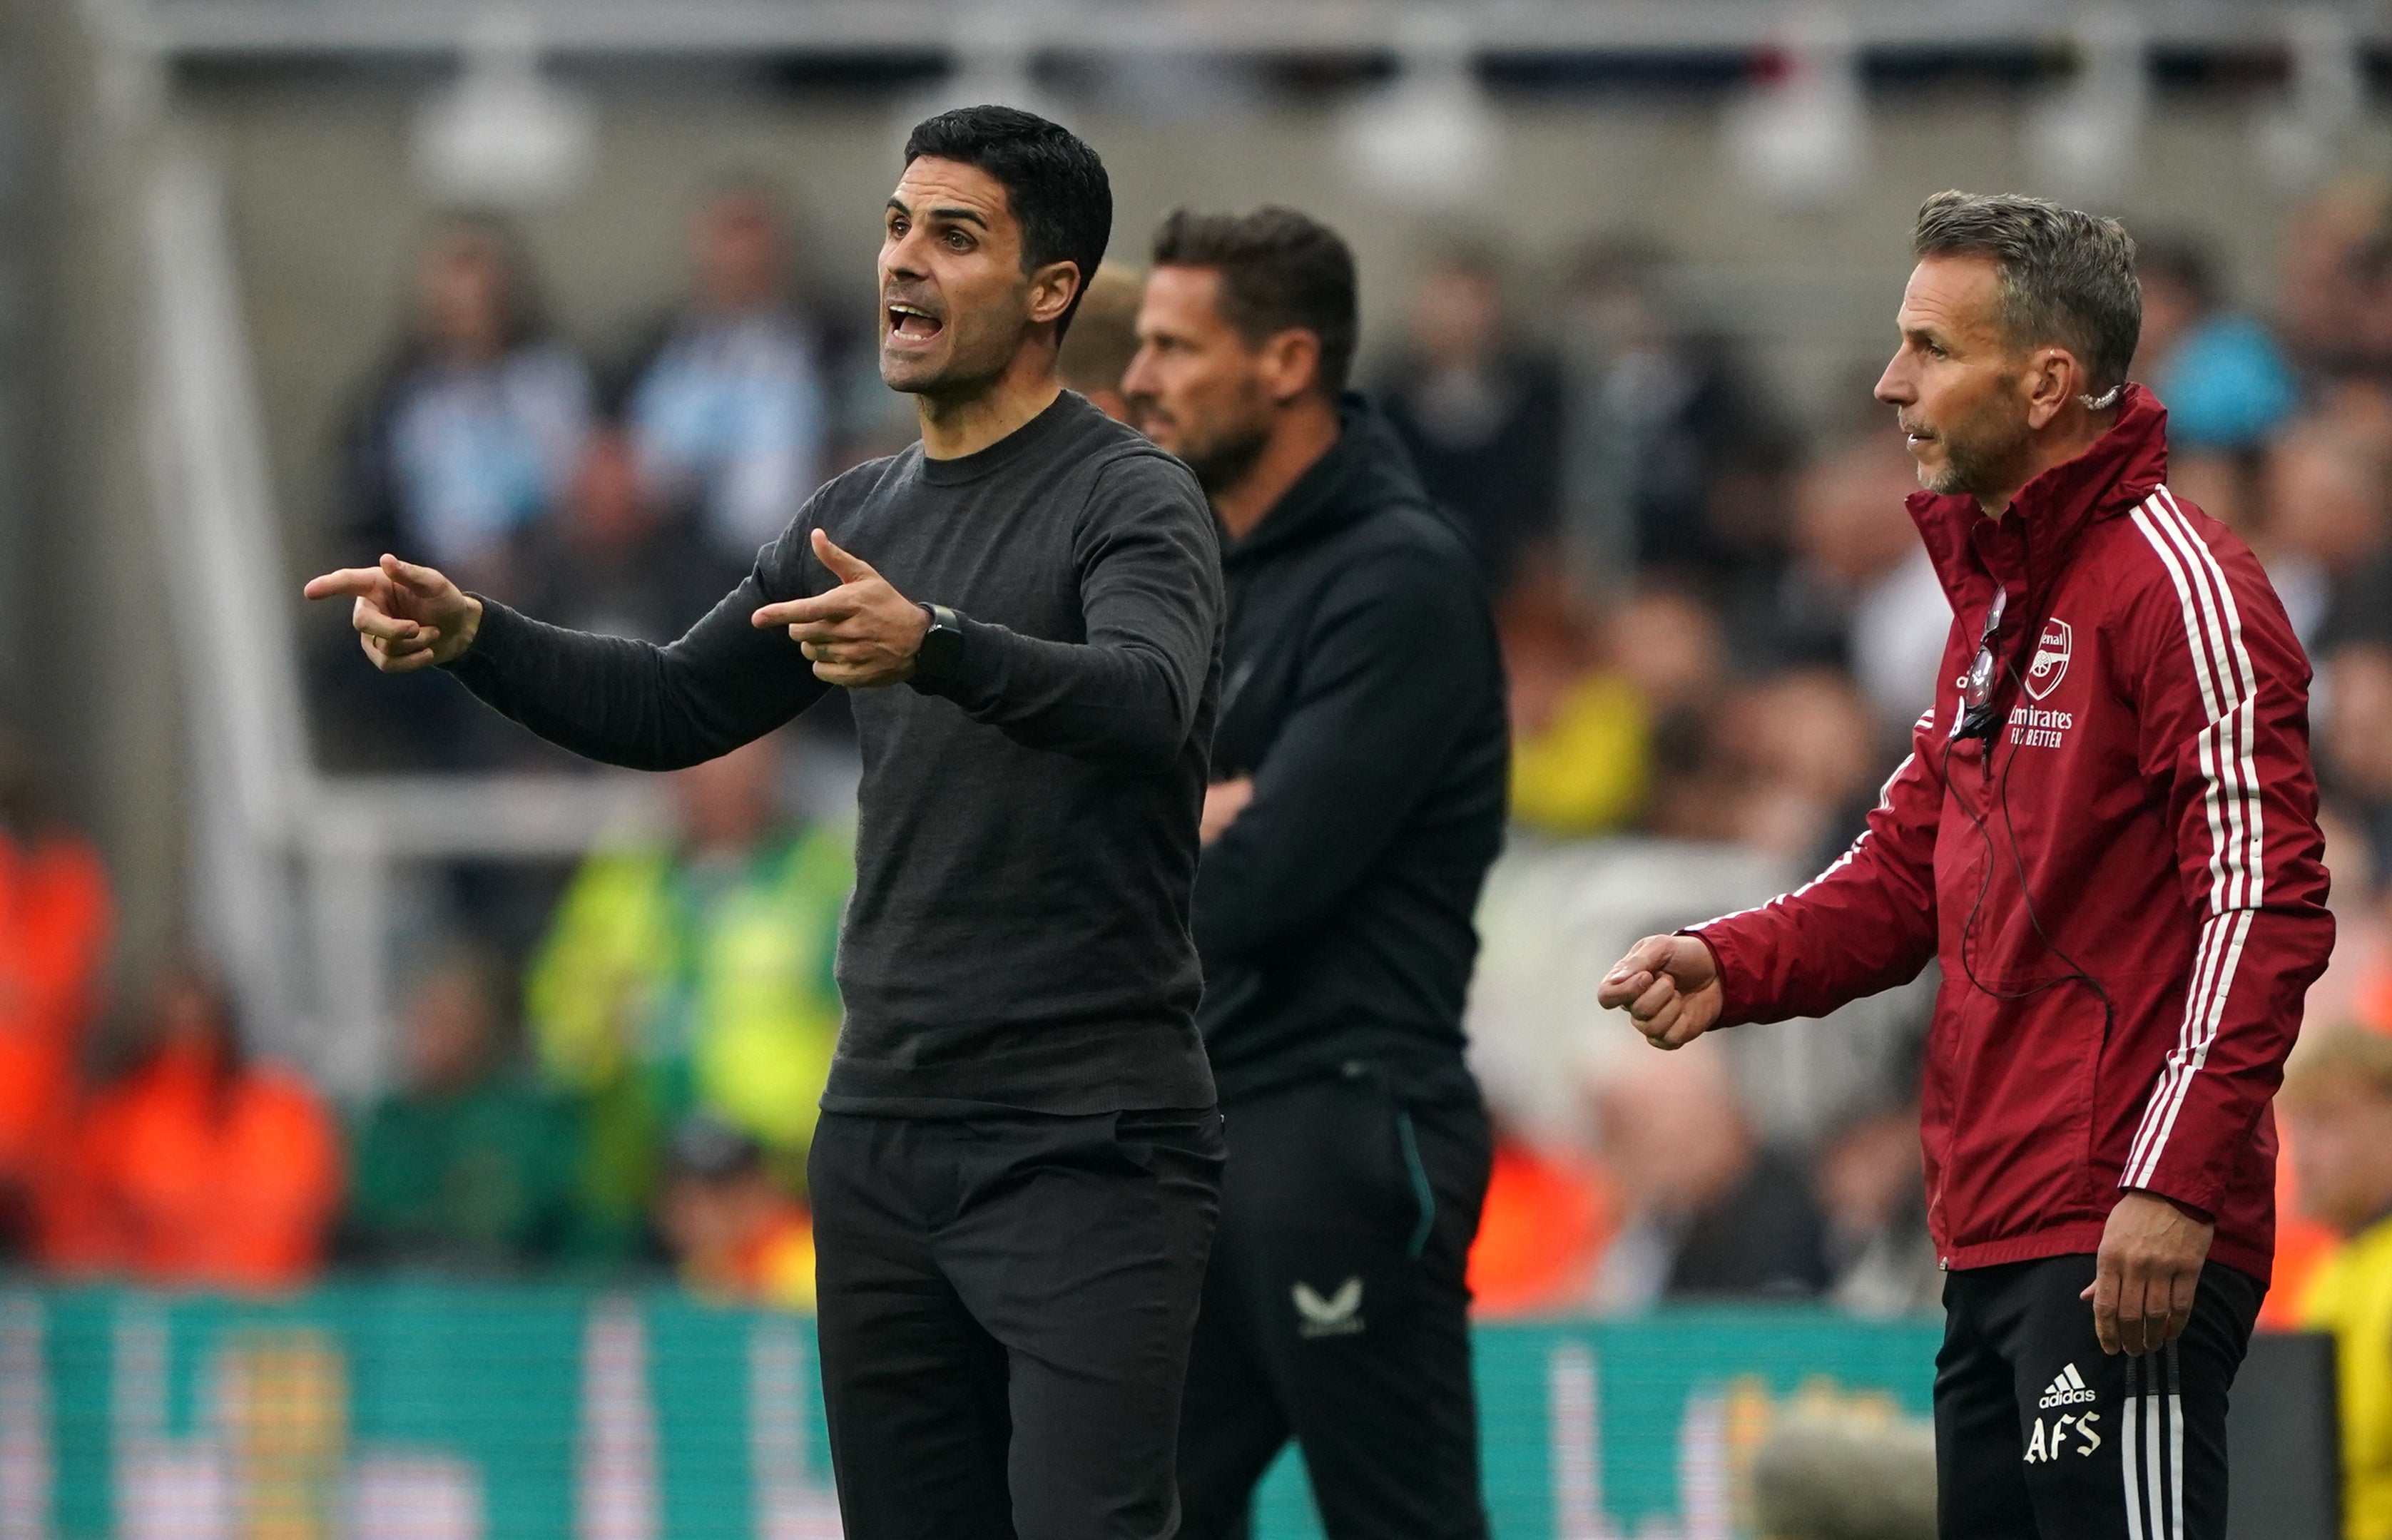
1183 424 1272 496
880 307 1018 402
1176 382 1277 496
1916 393 2032 500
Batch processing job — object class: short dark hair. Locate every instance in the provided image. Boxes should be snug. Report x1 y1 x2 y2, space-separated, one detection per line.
1149 206 1359 398
1912 190 2142 396
902 105 1111 337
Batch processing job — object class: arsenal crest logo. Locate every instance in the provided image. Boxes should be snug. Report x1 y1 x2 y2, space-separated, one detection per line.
2025 619 2072 700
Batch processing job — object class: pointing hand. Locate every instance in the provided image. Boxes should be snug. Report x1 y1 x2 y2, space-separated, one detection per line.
749 528 932 689
302 554 482 673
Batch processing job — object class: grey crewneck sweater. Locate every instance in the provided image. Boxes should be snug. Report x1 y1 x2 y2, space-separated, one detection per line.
446 391 1223 1116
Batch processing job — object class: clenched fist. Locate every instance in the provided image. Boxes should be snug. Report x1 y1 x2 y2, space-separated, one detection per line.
1596 934 1724 1050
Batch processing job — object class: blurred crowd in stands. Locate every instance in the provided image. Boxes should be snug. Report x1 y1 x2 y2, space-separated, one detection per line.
22 171 2392 1389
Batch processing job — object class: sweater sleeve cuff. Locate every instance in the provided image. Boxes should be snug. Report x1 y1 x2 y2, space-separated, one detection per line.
439 594 521 685
906 610 1003 706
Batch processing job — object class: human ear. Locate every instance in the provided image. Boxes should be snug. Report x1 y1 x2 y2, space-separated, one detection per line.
1028 261 1082 327
1260 330 1323 404
2022 348 2074 431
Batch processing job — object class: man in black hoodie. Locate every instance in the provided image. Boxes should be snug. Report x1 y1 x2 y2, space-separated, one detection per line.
1124 208 1508 1539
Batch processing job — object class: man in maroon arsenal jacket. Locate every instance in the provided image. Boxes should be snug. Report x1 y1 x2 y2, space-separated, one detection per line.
1599 191 2333 1540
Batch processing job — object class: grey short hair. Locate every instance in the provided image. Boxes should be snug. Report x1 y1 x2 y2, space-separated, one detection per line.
1912 190 2141 397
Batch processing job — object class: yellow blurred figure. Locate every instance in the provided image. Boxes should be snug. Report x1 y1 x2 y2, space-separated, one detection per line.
1507 670 1649 837
2284 1027 2392 1539
525 735 850 1255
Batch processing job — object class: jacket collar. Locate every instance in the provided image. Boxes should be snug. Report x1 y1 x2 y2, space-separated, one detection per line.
1907 383 2170 611
1221 393 1435 568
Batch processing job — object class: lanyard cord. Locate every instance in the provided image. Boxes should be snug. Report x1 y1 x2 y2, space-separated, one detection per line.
1938 658 2117 1039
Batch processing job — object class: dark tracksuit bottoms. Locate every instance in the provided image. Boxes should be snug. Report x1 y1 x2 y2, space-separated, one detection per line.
1935 1255 2263 1540
1176 397 1510 1540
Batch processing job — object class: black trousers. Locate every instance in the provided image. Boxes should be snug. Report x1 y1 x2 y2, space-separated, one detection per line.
1177 1071 1494 1540
1937 1253 2264 1540
808 1108 1224 1540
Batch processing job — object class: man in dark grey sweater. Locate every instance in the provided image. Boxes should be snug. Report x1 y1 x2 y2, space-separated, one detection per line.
308 108 1226 1540
1124 209 1507 1539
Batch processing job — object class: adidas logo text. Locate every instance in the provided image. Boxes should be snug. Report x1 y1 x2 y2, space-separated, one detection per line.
2038 1362 2096 1409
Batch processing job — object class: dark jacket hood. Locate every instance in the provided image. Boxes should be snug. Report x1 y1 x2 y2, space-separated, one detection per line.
1221 394 1442 568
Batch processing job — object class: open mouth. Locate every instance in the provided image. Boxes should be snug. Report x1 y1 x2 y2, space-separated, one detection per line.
887 302 944 342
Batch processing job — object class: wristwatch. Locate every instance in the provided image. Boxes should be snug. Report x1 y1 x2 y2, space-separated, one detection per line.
912 603 965 689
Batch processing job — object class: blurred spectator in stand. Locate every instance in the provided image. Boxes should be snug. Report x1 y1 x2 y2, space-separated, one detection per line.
0 728 109 1248
1771 425 1950 737
344 947 586 1273
340 214 591 602
524 733 850 1258
2132 236 2299 458
1712 668 1887 874
1609 586 1730 722
1501 568 1649 839
626 183 850 592
1610 587 1736 842
2259 416 2391 653
2321 643 2392 900
1057 263 1144 423
2274 173 2392 379
1588 1037 1828 1309
1466 1131 1618 1317
322 215 590 770
1375 245 1564 592
2281 1028 2392 1538
35 958 342 1290
516 404 722 646
1557 237 1800 629
1816 1097 1938 1317
656 1116 815 1311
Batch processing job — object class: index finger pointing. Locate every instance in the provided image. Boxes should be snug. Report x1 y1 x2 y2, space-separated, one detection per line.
752 591 860 631
304 568 386 602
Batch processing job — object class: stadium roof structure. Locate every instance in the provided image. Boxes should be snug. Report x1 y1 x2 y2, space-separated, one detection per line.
103 0 2392 61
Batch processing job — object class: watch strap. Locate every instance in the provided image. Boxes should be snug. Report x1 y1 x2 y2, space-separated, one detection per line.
913 602 965 690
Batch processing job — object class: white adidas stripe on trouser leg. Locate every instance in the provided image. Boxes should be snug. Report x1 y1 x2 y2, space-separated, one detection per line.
2121 1345 2187 1540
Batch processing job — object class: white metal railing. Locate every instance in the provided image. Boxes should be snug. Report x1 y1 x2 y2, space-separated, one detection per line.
141 155 665 1098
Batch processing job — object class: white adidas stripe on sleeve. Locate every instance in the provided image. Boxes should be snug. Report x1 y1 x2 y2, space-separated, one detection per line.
2122 490 2266 1192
